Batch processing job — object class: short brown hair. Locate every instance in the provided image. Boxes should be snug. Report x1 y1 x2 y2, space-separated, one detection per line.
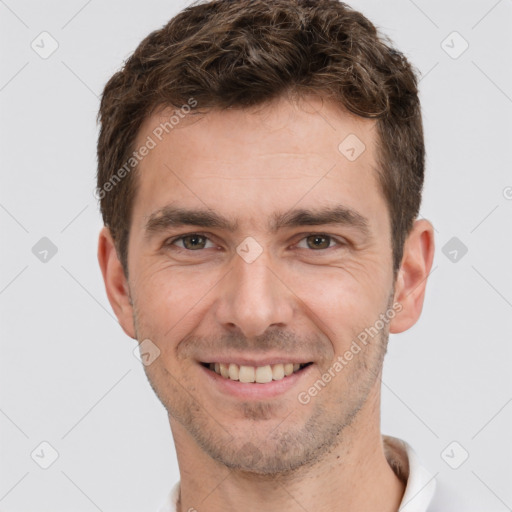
96 0 424 277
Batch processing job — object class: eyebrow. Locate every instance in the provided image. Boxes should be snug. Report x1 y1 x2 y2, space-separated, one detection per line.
144 204 371 239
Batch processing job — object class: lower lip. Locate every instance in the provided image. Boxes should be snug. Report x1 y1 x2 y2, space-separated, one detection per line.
200 363 314 400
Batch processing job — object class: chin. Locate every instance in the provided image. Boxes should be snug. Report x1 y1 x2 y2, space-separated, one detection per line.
201 423 336 476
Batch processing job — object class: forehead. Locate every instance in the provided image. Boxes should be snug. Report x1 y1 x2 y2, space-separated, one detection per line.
131 95 386 234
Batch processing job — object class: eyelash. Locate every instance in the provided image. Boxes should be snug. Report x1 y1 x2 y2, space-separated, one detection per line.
163 232 347 253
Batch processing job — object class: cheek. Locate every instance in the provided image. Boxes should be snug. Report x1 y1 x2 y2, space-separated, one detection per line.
132 263 223 343
131 247 391 351
290 260 391 346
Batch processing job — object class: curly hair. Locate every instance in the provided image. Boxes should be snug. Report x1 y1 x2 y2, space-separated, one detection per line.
96 0 424 277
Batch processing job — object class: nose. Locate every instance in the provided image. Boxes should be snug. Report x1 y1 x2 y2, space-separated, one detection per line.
213 249 295 339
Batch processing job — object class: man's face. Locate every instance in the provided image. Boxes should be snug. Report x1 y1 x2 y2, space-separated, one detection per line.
125 96 396 473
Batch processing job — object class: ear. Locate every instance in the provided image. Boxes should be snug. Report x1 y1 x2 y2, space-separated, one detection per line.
97 226 136 339
389 219 435 334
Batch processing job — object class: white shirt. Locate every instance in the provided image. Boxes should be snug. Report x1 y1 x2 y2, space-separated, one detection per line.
156 435 438 512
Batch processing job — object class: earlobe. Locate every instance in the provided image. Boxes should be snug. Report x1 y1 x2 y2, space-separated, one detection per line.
389 219 435 334
97 226 136 339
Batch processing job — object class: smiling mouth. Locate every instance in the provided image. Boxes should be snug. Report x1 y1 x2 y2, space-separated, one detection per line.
200 362 313 383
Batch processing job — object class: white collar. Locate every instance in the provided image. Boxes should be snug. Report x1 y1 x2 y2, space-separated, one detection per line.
157 435 437 512
383 435 437 511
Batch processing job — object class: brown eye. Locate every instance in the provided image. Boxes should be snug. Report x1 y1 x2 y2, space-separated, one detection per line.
294 234 346 253
304 235 333 250
183 235 207 250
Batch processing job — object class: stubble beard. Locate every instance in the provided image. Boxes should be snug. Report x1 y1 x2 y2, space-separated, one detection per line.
131 296 391 476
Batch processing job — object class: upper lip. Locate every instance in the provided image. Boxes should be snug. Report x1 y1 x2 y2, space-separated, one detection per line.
198 355 313 366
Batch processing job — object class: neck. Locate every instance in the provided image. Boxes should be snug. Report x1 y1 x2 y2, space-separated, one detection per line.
171 395 405 512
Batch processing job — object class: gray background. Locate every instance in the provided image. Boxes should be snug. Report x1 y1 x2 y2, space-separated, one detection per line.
1 0 511 510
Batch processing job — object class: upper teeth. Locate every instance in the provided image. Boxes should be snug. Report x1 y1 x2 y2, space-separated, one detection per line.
209 362 303 383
